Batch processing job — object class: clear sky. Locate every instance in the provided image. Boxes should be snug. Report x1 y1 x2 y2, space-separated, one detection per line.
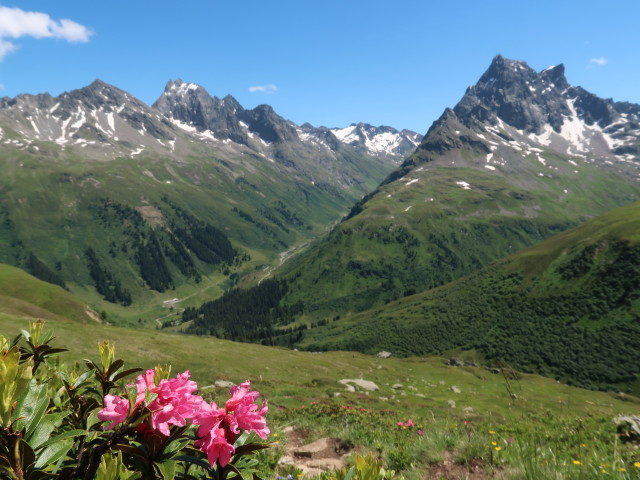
0 1 638 133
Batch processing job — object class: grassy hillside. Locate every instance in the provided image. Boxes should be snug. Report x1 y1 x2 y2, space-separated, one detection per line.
0 313 636 420
0 263 93 322
270 149 640 320
0 140 392 325
296 201 640 393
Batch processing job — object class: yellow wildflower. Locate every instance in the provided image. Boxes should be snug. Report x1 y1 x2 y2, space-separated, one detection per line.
494 447 502 451
634 462 640 468
489 430 496 435
491 441 497 446
572 460 582 465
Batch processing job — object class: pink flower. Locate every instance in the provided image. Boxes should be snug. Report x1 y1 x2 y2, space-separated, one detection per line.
195 427 236 467
233 397 269 439
223 380 269 439
97 394 130 430
194 379 269 466
147 370 204 435
397 421 404 427
417 429 425 436
406 419 415 427
194 401 226 438
130 369 205 436
135 369 156 406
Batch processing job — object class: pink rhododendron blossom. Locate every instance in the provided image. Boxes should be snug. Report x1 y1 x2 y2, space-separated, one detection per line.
195 427 235 467
233 398 269 439
135 369 156 406
193 380 269 465
225 381 260 412
97 394 130 430
143 370 205 436
223 380 269 439
101 373 269 470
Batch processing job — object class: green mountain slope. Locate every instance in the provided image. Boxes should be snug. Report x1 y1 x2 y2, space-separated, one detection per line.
0 81 395 322
265 57 640 318
298 201 640 393
0 263 93 322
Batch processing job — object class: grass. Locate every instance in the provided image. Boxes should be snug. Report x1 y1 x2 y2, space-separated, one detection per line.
0 263 93 322
2 312 640 479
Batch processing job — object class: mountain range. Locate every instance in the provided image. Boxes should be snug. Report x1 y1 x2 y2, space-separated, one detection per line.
0 78 418 317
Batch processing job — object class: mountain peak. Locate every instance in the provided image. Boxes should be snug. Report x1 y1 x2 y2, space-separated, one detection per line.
162 79 205 97
540 63 569 90
477 55 537 89
454 55 572 132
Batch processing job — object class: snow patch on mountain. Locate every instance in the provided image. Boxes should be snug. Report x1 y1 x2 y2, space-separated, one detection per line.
330 123 422 161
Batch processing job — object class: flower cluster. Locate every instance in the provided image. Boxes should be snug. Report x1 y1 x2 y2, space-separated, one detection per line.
193 381 269 467
397 419 415 428
97 370 268 467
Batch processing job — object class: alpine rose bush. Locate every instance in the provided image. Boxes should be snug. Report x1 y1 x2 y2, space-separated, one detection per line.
97 370 268 467
2 324 272 479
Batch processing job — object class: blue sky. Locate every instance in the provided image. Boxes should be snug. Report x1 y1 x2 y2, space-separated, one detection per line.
0 1 638 133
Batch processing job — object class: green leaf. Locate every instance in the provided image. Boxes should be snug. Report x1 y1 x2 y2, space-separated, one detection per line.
160 437 191 460
36 428 85 450
86 410 102 430
154 460 176 480
33 438 73 469
106 359 125 380
112 444 149 461
111 367 143 383
84 359 101 372
26 412 68 449
72 369 95 389
224 462 246 480
35 346 68 357
343 466 356 480
12 379 48 435
234 442 272 456
19 439 36 471
173 454 212 471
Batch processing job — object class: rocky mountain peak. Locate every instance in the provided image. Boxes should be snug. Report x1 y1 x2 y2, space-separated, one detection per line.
410 55 640 170
540 64 569 91
67 79 139 110
330 123 422 161
455 56 574 133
